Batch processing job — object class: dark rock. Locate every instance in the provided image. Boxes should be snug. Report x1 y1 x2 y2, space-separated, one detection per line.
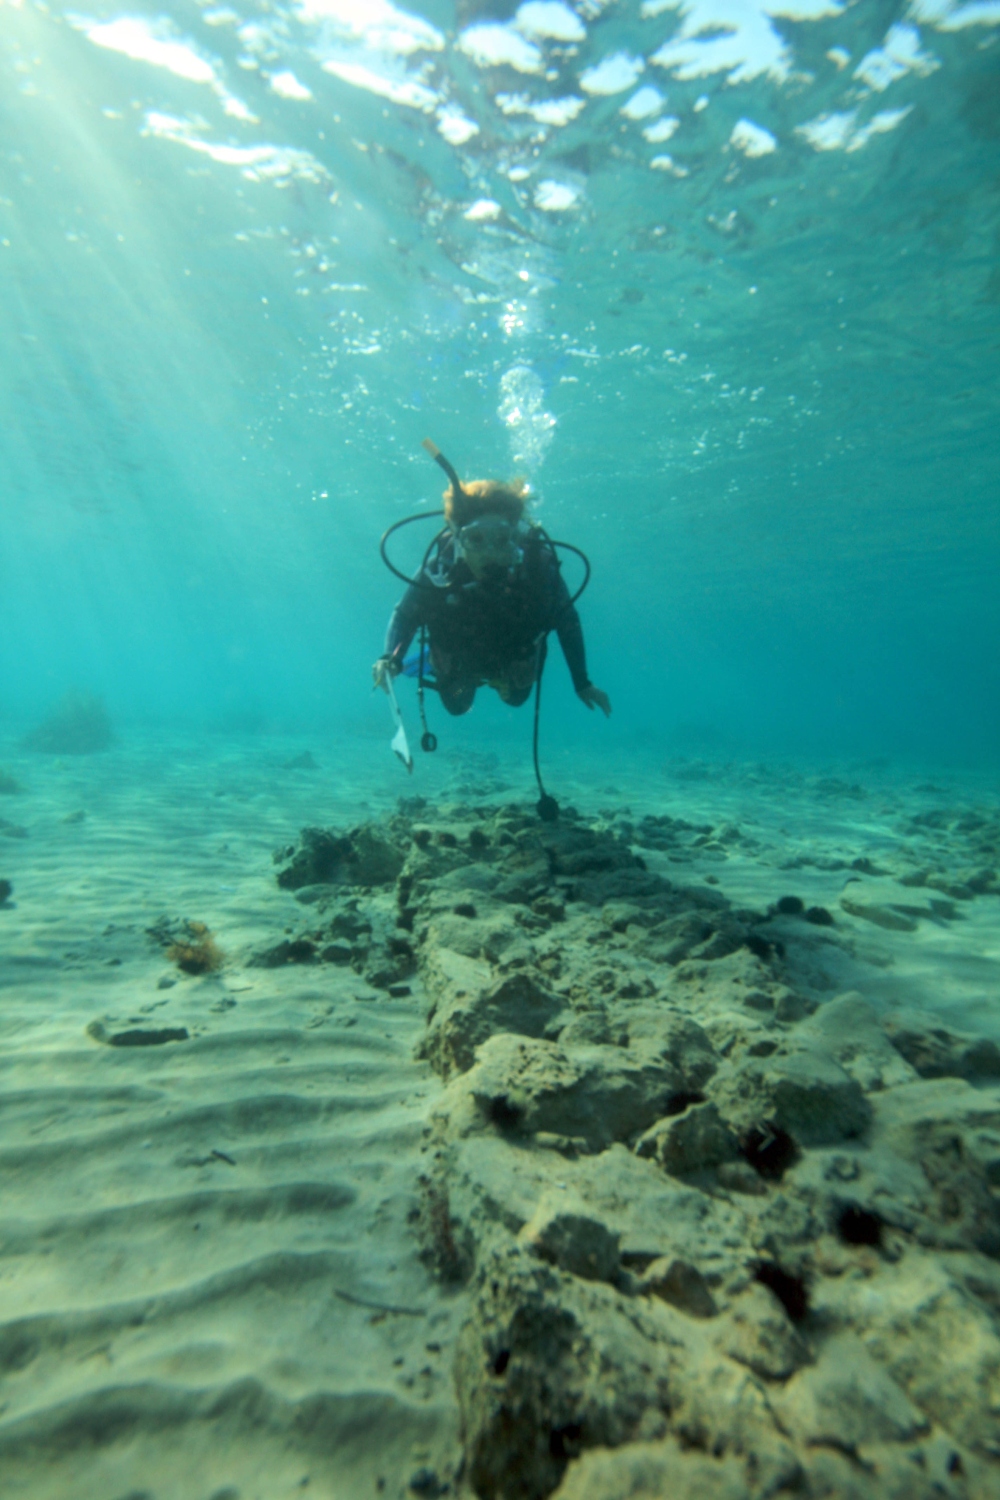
456 1034 689 1152
640 1258 717 1318
415 1170 474 1286
293 884 335 906
636 912 714 965
773 990 817 1023
803 906 834 926
22 692 114 754
574 867 677 908
753 1262 810 1324
720 1279 810 1379
365 960 408 990
841 887 918 931
493 858 552 906
623 1013 718 1094
837 1204 883 1247
739 1125 799 1181
455 1245 673 1500
519 1199 621 1283
775 895 805 915
713 1052 872 1148
635 1101 739 1177
420 955 563 1078
0 879 11 904
276 823 405 890
874 1081 1000 1257
883 1011 1000 1082
690 921 748 962
408 1468 444 1497
87 1022 189 1047
320 942 353 964
250 938 316 967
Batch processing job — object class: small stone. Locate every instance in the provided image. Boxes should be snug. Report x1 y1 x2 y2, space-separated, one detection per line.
320 942 353 964
519 1196 621 1283
775 895 805 915
712 1049 872 1147
635 1101 739 1176
773 990 817 1024
251 938 316 967
89 1023 190 1047
717 1281 810 1381
420 960 562 1079
883 1010 1000 1082
454 1033 686 1152
803 906 834 926
156 975 176 990
716 1160 768 1195
840 887 917 931
294 884 334 906
408 1468 443 1497
0 879 12 904
640 1257 717 1318
532 895 566 922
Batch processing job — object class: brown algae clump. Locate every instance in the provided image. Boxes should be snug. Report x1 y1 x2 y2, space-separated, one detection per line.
167 920 225 975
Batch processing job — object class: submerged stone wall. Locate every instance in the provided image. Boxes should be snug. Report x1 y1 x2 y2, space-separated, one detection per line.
274 800 1000 1500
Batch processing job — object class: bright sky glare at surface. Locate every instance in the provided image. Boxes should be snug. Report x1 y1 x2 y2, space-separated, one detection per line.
0 0 998 759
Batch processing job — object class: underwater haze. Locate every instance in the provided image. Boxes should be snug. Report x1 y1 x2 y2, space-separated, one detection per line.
5 6 1000 1500
1 0 998 761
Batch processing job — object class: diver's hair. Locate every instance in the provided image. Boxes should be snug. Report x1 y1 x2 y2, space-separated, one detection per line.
443 478 528 529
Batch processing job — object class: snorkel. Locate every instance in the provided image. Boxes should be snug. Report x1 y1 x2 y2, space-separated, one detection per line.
421 441 524 580
421 437 466 505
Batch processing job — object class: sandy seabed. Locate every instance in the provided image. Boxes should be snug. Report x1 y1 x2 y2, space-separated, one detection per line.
0 727 998 1500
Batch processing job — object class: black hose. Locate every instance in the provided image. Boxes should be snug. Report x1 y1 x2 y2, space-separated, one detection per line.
542 536 590 609
379 511 448 590
532 636 559 822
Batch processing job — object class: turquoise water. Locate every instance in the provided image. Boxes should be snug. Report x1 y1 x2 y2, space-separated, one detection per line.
3 9 1000 1495
1 0 998 760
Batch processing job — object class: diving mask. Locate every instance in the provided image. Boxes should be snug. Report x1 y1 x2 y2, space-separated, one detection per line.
455 516 524 574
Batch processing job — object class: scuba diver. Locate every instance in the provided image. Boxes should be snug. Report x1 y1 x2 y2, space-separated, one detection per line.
373 452 611 723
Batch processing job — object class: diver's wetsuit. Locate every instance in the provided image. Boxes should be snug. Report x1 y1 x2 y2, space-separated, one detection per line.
384 527 590 716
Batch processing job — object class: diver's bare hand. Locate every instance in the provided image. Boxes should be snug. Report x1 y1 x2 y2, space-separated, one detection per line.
578 685 611 717
372 656 398 691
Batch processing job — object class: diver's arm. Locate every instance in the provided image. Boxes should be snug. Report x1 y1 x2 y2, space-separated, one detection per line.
546 552 611 715
385 584 425 661
374 584 424 686
555 604 590 695
541 554 589 694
